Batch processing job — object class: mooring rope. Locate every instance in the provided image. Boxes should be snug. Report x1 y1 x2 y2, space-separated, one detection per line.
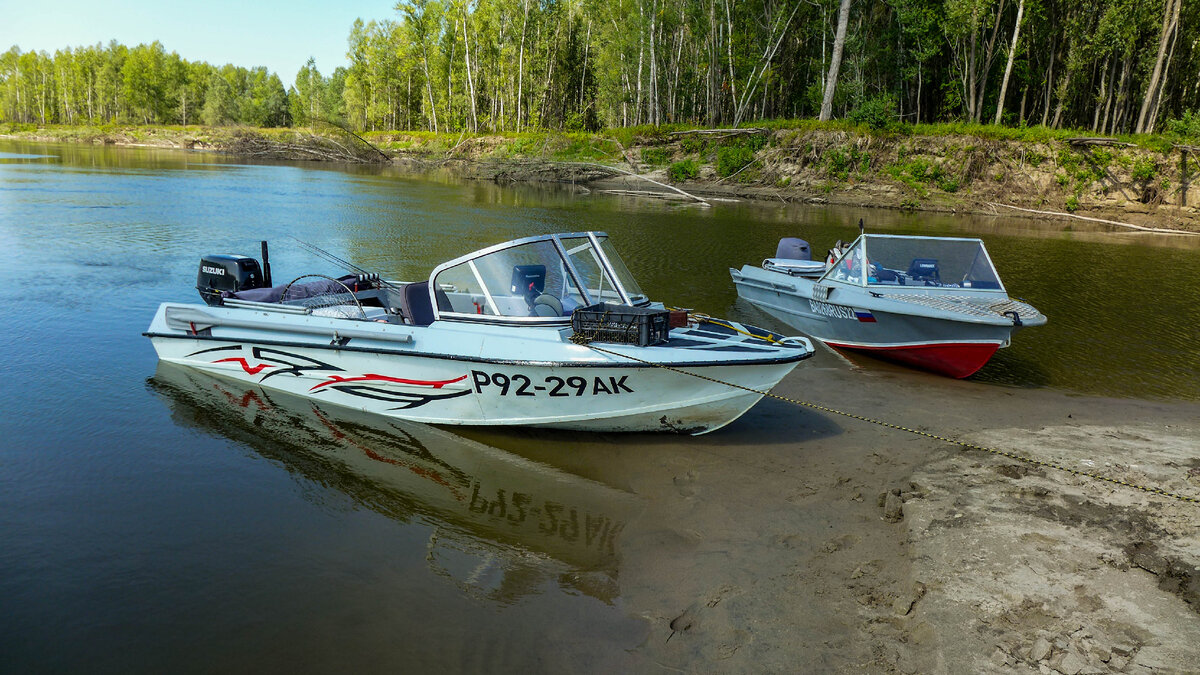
574 339 1200 506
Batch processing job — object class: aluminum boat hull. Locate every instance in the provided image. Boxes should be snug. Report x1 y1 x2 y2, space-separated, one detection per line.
146 303 809 434
731 265 1043 378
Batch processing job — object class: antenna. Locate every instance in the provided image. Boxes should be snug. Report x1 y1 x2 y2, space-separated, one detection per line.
858 218 865 236
290 237 404 295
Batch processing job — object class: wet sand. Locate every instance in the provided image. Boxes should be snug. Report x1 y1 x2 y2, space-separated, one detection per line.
467 347 1200 673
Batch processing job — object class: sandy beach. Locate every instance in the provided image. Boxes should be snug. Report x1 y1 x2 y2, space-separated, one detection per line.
471 347 1200 673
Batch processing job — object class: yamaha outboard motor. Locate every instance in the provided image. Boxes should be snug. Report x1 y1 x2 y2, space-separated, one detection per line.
775 238 811 261
196 254 264 306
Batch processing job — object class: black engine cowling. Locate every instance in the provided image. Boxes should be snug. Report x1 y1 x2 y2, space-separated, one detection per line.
197 254 264 306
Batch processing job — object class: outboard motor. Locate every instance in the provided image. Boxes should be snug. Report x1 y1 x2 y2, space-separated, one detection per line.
196 254 264 306
775 238 811 261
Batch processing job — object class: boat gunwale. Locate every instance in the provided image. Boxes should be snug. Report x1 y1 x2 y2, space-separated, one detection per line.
733 266 1041 326
143 331 814 368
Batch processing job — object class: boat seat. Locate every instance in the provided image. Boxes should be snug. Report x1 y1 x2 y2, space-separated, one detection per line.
400 281 438 326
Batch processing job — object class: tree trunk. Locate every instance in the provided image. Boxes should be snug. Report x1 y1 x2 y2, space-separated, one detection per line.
1137 0 1181 133
819 0 851 122
461 15 478 132
1112 52 1131 133
993 0 1024 126
652 0 662 124
1144 0 1181 133
517 0 529 130
973 0 1007 123
580 20 591 111
1093 57 1110 132
421 48 438 133
724 0 737 125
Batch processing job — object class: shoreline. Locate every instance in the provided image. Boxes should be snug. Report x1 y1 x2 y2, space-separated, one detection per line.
4 124 1199 234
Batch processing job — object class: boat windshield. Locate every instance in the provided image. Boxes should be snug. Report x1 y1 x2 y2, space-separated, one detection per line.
430 232 645 321
823 235 1004 291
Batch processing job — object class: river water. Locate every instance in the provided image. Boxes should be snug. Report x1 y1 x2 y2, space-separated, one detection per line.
1 141 1197 672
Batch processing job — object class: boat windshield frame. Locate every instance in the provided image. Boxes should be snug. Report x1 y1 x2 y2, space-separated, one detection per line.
428 232 644 324
819 234 1006 293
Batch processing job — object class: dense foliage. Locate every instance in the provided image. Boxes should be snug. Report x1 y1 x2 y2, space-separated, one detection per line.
0 41 289 127
3 0 1199 136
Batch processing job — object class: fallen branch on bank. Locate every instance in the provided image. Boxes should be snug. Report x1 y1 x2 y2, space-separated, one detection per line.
667 128 769 139
1067 137 1137 148
227 130 390 163
566 162 711 206
985 202 1198 235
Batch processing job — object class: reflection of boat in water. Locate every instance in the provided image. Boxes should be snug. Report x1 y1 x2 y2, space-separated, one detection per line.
731 234 1047 377
148 362 639 604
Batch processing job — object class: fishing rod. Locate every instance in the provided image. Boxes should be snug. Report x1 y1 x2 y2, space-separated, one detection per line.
289 236 405 294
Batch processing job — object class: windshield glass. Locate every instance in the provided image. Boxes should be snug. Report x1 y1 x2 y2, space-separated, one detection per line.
823 238 867 286
597 237 647 304
431 233 653 320
861 236 1003 290
560 236 622 305
433 239 586 318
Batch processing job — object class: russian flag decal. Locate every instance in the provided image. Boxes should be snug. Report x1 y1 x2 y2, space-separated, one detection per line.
854 310 876 322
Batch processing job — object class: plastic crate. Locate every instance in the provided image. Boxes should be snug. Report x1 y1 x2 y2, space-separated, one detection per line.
571 303 670 346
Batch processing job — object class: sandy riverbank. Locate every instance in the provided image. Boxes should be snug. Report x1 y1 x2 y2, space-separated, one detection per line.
467 346 1200 673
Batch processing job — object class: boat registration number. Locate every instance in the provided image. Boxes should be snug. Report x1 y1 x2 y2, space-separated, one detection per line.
471 370 634 396
809 299 856 320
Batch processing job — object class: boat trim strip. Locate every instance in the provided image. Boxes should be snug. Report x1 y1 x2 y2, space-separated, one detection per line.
144 331 813 368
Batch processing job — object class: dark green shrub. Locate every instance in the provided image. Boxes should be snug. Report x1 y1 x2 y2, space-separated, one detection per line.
680 136 705 154
668 159 700 181
641 147 671 165
824 145 870 178
1131 157 1156 181
1167 110 1200 140
717 145 756 176
848 95 897 131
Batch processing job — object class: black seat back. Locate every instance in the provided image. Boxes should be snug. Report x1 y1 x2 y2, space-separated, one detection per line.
402 281 435 326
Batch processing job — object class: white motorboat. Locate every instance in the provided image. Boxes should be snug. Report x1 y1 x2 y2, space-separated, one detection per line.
731 233 1045 378
146 232 813 433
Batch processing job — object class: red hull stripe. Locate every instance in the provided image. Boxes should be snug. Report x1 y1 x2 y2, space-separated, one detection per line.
309 373 468 392
212 357 275 375
824 341 1001 378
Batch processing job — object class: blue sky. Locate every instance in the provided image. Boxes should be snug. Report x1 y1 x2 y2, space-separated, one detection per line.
1 0 397 83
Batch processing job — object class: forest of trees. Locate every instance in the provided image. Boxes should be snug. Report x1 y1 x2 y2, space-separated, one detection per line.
0 41 290 128
3 0 1199 136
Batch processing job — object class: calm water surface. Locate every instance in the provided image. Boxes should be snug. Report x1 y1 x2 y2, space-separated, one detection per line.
1 141 1197 672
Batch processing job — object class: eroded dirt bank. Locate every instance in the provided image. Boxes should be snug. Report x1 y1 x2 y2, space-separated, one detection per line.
425 129 1200 234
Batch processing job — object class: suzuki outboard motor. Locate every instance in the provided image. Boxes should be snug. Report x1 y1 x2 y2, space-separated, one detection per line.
775 238 811 261
197 254 264 306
